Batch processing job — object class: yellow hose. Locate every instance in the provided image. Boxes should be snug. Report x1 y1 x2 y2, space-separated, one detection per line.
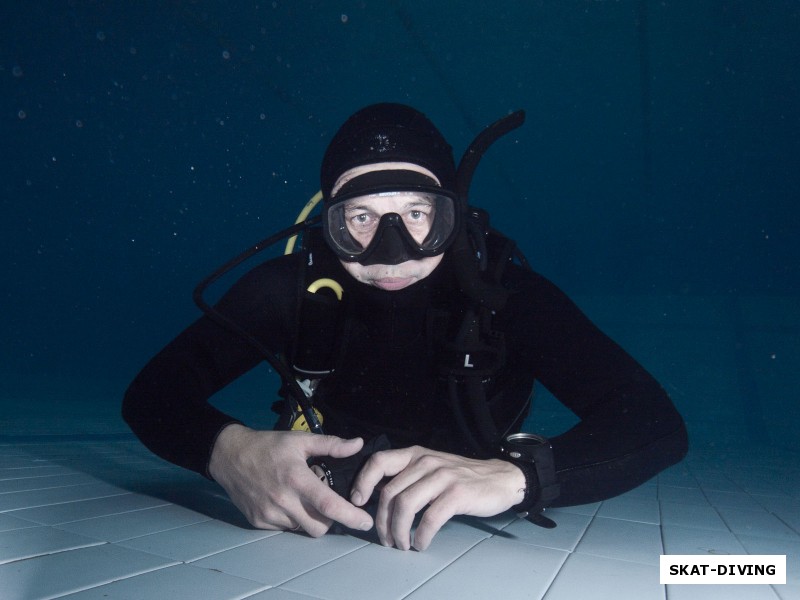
306 278 343 301
284 190 323 255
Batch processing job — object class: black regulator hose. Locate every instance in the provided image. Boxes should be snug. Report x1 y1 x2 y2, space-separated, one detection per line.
192 216 325 434
451 110 526 312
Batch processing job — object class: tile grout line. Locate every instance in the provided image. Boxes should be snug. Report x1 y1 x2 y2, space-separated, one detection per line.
531 549 571 600
46 557 182 600
0 530 107 566
258 534 372 589
42 500 177 528
0 490 132 514
395 535 492 600
658 488 671 600
539 509 598 600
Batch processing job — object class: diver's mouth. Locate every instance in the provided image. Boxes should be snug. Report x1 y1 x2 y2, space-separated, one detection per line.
372 276 414 291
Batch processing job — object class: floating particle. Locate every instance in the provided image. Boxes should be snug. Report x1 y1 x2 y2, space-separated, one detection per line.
222 50 231 60
18 109 26 119
12 65 23 77
75 119 84 128
341 14 348 23
96 31 106 41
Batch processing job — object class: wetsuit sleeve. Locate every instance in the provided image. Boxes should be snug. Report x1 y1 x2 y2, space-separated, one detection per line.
121 256 298 478
502 268 688 506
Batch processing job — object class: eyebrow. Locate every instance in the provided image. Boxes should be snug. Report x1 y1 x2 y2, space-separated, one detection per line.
403 198 433 209
343 202 373 214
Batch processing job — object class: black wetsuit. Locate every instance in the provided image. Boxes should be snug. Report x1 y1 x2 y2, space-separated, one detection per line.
123 248 687 507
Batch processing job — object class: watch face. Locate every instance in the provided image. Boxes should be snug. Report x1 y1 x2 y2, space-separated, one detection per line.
503 433 550 461
505 433 548 447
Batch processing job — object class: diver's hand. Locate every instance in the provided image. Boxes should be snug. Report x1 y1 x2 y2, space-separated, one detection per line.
349 446 525 551
209 424 373 536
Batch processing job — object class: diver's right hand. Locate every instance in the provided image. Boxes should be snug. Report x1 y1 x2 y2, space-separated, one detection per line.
208 424 374 536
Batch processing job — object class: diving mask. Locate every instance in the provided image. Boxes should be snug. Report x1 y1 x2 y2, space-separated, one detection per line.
322 170 460 265
323 188 457 265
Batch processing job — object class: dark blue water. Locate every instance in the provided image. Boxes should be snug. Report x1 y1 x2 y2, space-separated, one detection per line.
2 2 798 449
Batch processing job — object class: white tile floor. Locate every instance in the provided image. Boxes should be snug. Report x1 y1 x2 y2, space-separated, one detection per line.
0 438 797 600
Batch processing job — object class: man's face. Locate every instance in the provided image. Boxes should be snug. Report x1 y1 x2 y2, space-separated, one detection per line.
332 162 445 291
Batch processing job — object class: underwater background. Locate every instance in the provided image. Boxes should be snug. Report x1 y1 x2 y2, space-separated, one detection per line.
2 2 798 453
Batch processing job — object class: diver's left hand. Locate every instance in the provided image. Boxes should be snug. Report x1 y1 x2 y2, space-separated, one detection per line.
349 446 525 551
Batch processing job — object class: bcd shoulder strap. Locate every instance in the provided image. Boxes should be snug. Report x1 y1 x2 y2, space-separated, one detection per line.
433 209 530 457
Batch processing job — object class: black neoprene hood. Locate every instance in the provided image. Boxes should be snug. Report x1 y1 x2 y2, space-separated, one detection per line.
320 103 457 200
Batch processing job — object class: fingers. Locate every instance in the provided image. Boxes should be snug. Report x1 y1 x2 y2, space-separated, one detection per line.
302 433 365 460
308 481 374 533
256 466 372 536
215 430 512 549
289 458 374 534
214 429 374 535
350 447 415 507
412 497 458 551
294 434 375 531
354 449 519 551
256 503 332 537
289 500 334 538
233 465 333 536
375 455 451 550
382 484 431 550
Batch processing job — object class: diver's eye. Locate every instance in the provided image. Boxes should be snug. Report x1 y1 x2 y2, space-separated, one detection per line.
403 207 431 228
347 211 377 232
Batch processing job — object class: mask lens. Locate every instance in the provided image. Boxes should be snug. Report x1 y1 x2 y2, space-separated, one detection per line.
324 191 457 261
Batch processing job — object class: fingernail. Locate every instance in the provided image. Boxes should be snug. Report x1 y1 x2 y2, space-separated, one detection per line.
359 521 372 531
350 491 363 506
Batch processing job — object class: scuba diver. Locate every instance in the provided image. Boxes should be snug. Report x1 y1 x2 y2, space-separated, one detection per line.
122 103 687 551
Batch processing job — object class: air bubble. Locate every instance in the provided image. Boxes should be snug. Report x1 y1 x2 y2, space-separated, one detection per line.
96 31 106 41
341 14 348 23
222 50 231 60
18 109 26 119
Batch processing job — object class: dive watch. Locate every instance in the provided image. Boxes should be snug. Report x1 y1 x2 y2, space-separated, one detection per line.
500 433 560 528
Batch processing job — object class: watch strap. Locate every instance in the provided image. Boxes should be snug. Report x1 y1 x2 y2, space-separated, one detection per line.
501 434 561 527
